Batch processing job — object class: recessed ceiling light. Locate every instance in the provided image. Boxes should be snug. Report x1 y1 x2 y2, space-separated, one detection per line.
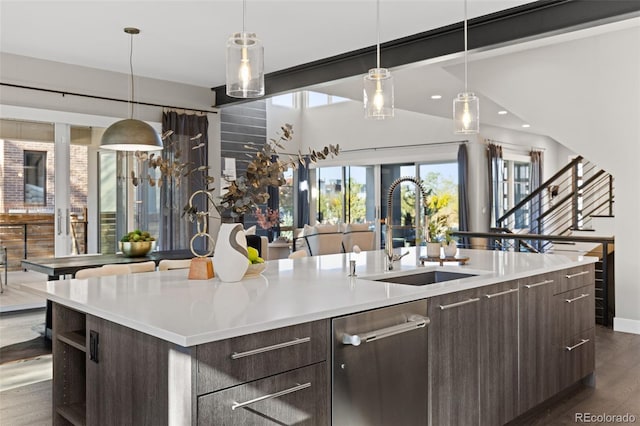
522 124 531 128
430 95 442 100
498 110 508 115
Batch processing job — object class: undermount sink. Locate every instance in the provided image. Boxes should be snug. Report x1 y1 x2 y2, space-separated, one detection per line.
370 270 477 286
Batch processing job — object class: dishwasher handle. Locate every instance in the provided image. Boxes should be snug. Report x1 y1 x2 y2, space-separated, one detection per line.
341 314 430 346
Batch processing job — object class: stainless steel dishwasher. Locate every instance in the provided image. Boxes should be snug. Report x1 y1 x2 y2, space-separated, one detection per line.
332 299 429 425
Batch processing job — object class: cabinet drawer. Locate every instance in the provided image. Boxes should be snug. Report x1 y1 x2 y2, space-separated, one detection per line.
556 284 595 341
555 264 594 294
197 362 328 426
197 320 328 394
558 328 595 390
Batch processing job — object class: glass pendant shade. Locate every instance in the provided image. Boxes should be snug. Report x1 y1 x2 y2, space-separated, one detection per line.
453 92 479 134
364 68 394 119
226 32 264 98
101 119 163 151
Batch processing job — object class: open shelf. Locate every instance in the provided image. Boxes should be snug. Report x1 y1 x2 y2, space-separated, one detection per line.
57 330 86 352
56 402 86 426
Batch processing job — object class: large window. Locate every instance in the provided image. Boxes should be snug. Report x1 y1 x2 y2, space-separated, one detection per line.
502 158 531 229
317 166 343 223
23 151 46 205
316 166 376 225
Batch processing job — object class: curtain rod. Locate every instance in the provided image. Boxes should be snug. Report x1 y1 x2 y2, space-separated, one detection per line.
340 140 468 154
1 82 218 114
484 138 546 152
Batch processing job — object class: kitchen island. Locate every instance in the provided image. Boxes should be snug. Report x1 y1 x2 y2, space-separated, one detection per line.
23 248 597 425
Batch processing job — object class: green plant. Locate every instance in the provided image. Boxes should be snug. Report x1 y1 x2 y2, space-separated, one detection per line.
427 215 448 242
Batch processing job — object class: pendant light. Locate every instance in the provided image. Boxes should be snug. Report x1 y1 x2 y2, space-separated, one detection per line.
453 0 479 134
101 28 163 151
364 0 394 119
226 0 264 98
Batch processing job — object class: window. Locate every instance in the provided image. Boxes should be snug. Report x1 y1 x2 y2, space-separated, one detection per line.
271 93 296 108
502 158 531 229
305 91 350 108
317 166 343 223
23 151 46 205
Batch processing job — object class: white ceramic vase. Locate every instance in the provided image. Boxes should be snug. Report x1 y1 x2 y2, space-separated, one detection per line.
443 241 458 257
426 242 442 258
213 223 249 282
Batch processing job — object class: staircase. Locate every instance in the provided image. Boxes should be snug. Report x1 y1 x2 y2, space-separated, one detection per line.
494 156 614 326
496 155 614 253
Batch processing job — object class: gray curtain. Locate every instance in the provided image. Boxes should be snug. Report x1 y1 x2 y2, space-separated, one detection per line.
457 143 470 248
529 150 544 246
296 156 310 227
487 143 504 229
160 111 209 251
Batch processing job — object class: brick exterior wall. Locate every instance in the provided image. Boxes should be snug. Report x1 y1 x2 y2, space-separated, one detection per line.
1 140 87 214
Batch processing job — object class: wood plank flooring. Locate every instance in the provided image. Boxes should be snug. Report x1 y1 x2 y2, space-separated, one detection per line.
0 309 638 425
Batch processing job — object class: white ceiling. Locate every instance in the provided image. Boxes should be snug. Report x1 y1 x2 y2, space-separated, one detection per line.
1 1 636 133
0 0 535 88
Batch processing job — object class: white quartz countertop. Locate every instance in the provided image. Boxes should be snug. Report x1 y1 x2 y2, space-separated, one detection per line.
22 248 596 347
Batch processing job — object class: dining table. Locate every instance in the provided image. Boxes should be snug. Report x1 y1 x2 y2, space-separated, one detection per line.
21 249 194 281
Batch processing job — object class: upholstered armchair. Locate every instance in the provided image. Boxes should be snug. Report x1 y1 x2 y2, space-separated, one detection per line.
342 223 375 252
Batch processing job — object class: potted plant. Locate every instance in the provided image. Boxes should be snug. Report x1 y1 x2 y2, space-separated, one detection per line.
426 216 447 258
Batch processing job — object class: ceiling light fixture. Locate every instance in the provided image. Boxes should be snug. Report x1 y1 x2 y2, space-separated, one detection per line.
364 0 393 119
522 124 531 128
453 0 479 134
498 110 508 115
431 95 442 100
226 0 264 98
101 28 163 152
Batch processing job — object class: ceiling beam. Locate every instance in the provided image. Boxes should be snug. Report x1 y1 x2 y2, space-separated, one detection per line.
212 0 640 107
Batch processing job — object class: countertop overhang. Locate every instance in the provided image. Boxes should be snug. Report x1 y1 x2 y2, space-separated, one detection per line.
21 248 597 347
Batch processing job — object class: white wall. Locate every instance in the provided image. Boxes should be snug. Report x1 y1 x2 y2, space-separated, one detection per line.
469 24 640 332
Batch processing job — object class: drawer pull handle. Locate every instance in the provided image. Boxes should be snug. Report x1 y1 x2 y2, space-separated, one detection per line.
231 337 311 360
231 382 311 410
440 297 480 310
342 315 430 346
524 279 554 289
565 293 589 304
565 338 590 351
485 288 518 299
566 270 590 279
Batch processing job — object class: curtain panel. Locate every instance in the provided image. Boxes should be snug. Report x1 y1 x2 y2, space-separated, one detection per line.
529 150 544 248
457 143 470 248
487 143 504 229
160 111 209 251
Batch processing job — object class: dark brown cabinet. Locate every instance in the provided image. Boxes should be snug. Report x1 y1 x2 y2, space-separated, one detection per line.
554 264 595 390
479 281 519 426
428 287 481 426
197 363 327 426
85 315 192 426
518 271 559 413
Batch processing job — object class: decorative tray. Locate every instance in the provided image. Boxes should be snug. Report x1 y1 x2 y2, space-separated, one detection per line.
418 256 470 266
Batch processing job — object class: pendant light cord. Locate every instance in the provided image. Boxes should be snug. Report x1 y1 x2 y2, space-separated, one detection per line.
376 0 380 69
242 0 246 33
464 0 468 92
129 32 135 119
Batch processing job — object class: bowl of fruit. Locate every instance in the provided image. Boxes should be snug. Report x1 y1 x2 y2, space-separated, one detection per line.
119 230 156 257
245 246 266 277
